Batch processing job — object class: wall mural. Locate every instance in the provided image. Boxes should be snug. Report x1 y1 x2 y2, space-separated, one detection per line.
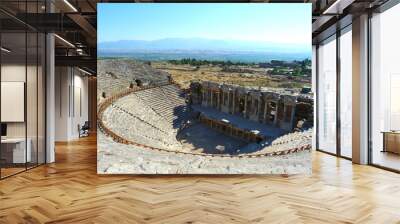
97 3 313 174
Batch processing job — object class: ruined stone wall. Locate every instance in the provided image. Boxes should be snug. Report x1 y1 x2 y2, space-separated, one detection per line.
198 115 264 143
189 81 313 131
294 95 314 129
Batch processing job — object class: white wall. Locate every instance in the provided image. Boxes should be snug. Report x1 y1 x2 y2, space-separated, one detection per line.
71 72 89 138
1 63 47 164
55 67 89 141
1 64 26 81
1 65 30 138
55 66 69 141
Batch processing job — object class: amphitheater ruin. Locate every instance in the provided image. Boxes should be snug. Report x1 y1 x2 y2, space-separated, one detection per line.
97 59 313 174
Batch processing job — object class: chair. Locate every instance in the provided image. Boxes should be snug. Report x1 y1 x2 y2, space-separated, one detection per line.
79 121 90 138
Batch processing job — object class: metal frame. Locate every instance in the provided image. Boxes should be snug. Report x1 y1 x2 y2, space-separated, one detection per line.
25 2 28 172
367 10 373 166
315 44 319 151
336 23 341 157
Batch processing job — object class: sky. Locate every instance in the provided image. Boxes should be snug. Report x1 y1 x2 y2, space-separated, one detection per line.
98 4 311 45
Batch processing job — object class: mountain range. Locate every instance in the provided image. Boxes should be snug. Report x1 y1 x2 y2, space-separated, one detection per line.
98 38 311 62
98 38 310 53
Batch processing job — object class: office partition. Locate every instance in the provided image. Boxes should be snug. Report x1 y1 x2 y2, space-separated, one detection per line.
0 1 47 179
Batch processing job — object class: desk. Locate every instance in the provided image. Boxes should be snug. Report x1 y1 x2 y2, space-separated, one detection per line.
382 131 400 155
1 138 31 163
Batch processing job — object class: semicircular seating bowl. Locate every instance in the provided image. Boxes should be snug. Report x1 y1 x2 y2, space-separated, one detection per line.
100 84 312 156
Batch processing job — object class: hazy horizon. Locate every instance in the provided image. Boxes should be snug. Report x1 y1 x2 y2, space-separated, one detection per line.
99 37 310 54
99 37 308 46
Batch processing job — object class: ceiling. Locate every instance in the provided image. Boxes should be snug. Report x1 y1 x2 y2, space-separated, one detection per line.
0 0 390 74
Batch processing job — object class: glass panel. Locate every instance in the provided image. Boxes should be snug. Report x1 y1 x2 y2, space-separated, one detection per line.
26 0 39 169
339 28 352 158
38 32 45 165
27 31 38 169
371 4 400 171
1 30 27 177
317 36 337 154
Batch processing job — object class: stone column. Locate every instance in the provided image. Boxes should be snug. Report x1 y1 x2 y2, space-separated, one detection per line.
273 101 279 126
248 97 252 118
204 89 208 106
283 103 294 130
244 94 248 118
217 91 220 110
226 91 230 109
201 89 206 107
264 100 269 124
283 103 288 121
280 103 287 129
210 90 213 108
204 90 208 106
257 97 262 118
251 98 255 117
289 104 296 129
201 90 204 105
230 91 236 114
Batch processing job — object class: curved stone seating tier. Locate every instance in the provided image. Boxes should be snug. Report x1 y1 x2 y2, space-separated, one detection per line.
133 85 189 127
249 129 313 155
102 104 181 150
113 95 173 132
97 76 133 98
270 129 313 146
98 84 312 158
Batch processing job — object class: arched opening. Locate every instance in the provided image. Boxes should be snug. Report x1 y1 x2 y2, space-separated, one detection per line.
135 79 143 87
